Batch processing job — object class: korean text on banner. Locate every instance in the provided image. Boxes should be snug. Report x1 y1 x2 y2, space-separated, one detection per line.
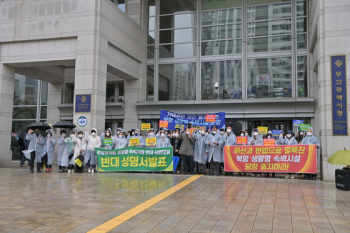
224 145 317 173
141 123 151 131
263 139 275 145
159 120 169 128
299 123 311 131
95 147 173 172
257 127 268 134
236 136 248 145
160 110 225 130
293 119 304 127
129 138 139 146
146 137 157 146
272 130 283 136
103 138 113 146
205 115 215 122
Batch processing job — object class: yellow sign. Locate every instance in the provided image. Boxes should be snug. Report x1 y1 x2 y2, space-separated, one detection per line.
141 123 151 131
129 138 139 146
257 126 268 134
146 137 157 146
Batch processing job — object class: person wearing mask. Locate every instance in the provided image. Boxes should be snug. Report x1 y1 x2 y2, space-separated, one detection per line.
237 130 248 176
224 125 236 176
145 128 156 148
128 129 146 147
42 130 56 172
101 129 114 150
156 130 172 148
218 128 226 175
295 130 306 143
57 130 67 173
193 127 208 175
250 128 263 177
84 128 101 173
26 128 44 173
179 127 195 175
72 131 87 173
113 130 128 149
205 126 223 176
245 129 251 142
62 131 76 173
300 127 320 180
170 129 182 174
278 130 298 179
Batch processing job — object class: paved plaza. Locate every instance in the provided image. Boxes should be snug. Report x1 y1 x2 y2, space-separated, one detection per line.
0 168 349 233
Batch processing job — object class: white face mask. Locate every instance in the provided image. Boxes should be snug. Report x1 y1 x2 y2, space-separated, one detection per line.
149 133 154 136
161 134 165 138
106 133 110 136
186 131 190 135
286 134 291 138
212 131 217 134
300 132 304 135
174 133 179 137
220 131 224 135
62 134 66 137
240 134 244 136
91 133 96 136
267 136 271 139
119 135 123 138
201 131 205 135
245 132 248 136
227 129 232 133
253 132 258 136
307 132 312 136
47 134 51 137
70 135 74 138
78 135 83 138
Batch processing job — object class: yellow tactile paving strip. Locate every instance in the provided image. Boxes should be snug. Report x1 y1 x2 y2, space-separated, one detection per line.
88 175 202 233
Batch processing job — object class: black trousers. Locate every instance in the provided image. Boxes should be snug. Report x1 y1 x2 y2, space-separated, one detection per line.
210 157 220 175
30 151 36 170
182 155 194 174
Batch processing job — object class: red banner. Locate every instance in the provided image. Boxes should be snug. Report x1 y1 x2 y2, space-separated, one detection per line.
263 139 275 145
224 145 317 173
236 136 248 145
159 120 168 128
205 114 215 122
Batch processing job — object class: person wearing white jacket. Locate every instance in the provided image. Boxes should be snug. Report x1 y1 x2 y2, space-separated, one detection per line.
84 128 101 173
71 131 87 173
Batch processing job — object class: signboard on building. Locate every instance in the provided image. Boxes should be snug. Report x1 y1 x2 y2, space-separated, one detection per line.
331 56 348 135
75 94 91 112
77 116 87 127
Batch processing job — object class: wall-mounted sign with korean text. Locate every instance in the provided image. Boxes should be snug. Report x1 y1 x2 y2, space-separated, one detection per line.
332 56 348 135
75 94 91 112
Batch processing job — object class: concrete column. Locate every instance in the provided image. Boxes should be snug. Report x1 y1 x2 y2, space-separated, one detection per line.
0 64 15 167
73 35 108 134
123 79 142 130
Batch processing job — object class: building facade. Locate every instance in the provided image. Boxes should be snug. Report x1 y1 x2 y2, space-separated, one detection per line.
0 0 348 181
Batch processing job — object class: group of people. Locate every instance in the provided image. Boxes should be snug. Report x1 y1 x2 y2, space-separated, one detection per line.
24 125 320 180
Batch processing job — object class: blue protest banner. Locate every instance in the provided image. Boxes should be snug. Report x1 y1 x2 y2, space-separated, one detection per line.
331 56 348 135
160 110 225 130
292 119 304 127
272 130 283 137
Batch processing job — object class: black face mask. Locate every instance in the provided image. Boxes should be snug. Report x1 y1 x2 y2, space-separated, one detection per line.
35 131 39 135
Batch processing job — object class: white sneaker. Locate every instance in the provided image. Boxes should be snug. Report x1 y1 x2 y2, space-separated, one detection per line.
285 175 291 179
257 174 261 178
91 169 94 173
88 168 91 173
291 175 295 179
68 169 71 174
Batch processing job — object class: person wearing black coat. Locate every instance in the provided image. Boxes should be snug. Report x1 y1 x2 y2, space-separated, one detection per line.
170 129 182 174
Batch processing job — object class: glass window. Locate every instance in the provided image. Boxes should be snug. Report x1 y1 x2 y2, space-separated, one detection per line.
202 8 242 25
160 0 197 15
247 57 292 99
40 106 47 119
202 0 242 11
147 46 155 59
14 74 38 105
297 1 306 16
159 43 197 58
202 24 242 40
147 31 155 45
202 39 242 56
41 81 48 105
160 13 197 29
11 120 36 160
118 82 124 102
247 19 291 37
247 35 291 53
148 0 155 16
106 84 115 102
158 63 196 101
148 17 155 30
247 2 291 22
13 106 37 119
297 56 307 97
201 60 242 100
147 66 154 101
297 33 307 49
111 0 126 12
159 28 197 44
297 17 307 33
247 0 291 6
